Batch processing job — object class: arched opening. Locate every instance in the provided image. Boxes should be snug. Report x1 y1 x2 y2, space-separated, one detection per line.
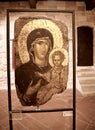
77 26 93 66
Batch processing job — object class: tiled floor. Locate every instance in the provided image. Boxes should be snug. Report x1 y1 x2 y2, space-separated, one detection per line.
0 89 95 130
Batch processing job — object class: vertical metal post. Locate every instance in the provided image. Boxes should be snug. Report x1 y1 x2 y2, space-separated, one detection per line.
72 11 76 130
7 9 13 130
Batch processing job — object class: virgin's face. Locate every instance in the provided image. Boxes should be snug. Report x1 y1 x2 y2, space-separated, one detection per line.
33 39 50 60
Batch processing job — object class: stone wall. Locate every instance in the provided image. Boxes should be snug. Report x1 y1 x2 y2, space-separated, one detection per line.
0 1 95 94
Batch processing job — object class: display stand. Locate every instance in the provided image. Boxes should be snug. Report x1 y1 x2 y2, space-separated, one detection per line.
7 9 76 130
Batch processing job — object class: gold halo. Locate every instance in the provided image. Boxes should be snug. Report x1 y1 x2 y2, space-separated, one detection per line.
49 48 68 67
18 18 64 63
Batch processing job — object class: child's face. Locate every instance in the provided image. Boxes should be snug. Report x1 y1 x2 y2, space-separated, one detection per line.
53 55 62 67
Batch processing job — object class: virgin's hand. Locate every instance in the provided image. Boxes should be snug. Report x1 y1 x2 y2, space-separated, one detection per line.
26 79 41 96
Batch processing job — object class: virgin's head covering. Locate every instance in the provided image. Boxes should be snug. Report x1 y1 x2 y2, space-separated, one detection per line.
27 28 53 52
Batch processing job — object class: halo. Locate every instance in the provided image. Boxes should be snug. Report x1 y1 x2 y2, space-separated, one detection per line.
49 48 68 67
18 18 64 64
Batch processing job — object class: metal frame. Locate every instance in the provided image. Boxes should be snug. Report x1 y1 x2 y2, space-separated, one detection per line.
7 9 76 130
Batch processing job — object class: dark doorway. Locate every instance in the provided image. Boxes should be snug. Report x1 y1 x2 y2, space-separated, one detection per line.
77 26 93 66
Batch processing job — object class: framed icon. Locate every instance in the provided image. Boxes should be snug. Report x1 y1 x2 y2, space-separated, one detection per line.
7 9 76 130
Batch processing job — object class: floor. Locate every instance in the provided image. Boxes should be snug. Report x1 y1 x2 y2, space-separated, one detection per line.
0 89 95 130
